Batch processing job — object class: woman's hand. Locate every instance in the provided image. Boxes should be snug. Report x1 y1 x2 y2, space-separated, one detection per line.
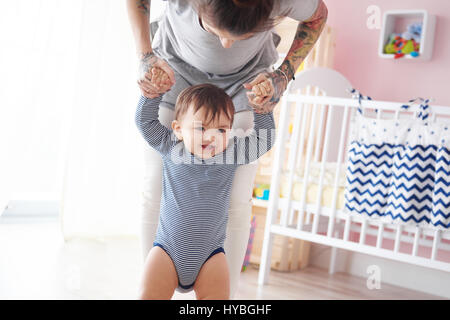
137 52 175 98
243 70 288 114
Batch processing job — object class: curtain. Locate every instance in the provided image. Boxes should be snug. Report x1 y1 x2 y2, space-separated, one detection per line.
0 0 167 238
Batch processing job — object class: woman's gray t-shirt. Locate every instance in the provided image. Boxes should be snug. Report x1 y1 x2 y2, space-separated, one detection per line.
152 0 319 112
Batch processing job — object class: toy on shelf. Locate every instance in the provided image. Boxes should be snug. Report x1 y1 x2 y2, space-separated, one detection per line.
253 183 270 201
379 10 436 60
403 22 422 43
384 22 422 59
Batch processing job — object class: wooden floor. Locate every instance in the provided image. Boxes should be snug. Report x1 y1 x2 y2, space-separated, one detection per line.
173 263 443 300
0 222 445 300
240 265 443 300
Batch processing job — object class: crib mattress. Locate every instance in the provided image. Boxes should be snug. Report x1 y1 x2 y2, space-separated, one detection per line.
279 162 347 209
280 179 345 210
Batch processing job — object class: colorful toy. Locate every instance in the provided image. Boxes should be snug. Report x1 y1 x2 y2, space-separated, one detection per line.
254 183 270 200
384 22 422 58
241 214 256 271
402 22 423 43
289 123 294 135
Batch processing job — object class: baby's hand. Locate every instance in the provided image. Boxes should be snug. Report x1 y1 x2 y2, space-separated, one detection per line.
244 74 274 113
243 71 287 114
251 79 273 104
149 67 171 90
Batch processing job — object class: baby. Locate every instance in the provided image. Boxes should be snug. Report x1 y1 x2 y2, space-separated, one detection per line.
135 68 276 300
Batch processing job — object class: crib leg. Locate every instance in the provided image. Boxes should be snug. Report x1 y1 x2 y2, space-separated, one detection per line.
329 246 338 275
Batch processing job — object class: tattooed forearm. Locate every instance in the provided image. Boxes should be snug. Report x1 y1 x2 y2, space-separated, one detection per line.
269 70 287 104
140 52 157 74
248 1 328 114
137 0 150 16
279 0 328 80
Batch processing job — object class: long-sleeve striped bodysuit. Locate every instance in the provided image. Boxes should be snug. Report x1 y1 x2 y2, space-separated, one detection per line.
135 96 276 292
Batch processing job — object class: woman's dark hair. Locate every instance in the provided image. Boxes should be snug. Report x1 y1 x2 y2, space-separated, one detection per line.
192 0 289 35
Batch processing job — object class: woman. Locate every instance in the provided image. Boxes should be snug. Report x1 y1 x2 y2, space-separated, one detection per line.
127 0 327 298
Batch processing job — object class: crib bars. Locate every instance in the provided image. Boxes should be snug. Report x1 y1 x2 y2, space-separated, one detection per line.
258 91 450 286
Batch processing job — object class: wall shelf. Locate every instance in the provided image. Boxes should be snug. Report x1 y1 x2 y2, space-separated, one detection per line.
379 10 436 61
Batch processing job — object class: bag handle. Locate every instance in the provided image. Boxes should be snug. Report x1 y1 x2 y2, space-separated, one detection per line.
348 88 374 115
349 88 434 125
400 97 434 125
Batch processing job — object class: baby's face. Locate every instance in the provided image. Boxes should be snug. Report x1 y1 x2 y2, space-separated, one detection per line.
172 105 232 159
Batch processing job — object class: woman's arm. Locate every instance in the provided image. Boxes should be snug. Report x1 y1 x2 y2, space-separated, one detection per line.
126 0 152 56
246 0 328 113
126 0 175 98
279 0 328 81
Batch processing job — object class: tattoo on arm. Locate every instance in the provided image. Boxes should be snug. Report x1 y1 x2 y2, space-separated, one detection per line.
140 52 156 71
249 1 328 114
268 71 287 104
137 0 150 16
280 0 328 80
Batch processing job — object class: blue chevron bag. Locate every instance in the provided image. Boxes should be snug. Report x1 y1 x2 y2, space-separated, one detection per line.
345 95 450 229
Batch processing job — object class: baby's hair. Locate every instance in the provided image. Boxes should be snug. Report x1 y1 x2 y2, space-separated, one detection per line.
175 83 235 126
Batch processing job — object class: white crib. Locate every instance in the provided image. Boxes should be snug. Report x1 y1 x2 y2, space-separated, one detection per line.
257 67 450 285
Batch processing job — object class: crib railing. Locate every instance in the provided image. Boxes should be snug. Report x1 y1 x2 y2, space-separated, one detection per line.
258 92 450 285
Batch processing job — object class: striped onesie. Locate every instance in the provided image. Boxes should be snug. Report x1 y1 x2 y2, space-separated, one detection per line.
135 95 276 292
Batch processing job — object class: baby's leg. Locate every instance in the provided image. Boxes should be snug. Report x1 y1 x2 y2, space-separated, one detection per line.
139 246 179 300
193 252 230 300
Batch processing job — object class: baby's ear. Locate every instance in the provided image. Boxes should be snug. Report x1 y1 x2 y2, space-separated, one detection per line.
171 120 183 140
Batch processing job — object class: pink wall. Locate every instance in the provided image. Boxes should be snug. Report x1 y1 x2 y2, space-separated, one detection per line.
325 0 450 105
